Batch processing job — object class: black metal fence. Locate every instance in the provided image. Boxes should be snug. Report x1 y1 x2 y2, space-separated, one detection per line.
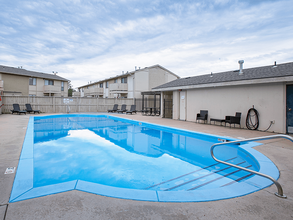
163 99 173 118
134 98 161 112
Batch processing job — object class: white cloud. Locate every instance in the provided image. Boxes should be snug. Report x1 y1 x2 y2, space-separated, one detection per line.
0 0 292 88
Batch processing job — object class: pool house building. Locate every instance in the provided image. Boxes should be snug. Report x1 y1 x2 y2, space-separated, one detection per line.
153 61 293 134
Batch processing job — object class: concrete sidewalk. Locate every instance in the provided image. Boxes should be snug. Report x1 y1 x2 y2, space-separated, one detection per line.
0 113 292 220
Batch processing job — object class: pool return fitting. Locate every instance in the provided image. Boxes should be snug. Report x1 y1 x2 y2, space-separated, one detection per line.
211 134 293 198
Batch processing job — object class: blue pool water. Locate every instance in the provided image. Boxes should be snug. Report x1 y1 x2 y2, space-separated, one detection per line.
10 114 279 202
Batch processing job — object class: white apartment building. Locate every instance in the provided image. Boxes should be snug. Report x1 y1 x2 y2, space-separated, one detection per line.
75 65 179 99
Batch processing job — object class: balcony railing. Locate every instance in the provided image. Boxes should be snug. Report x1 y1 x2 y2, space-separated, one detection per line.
109 83 128 91
0 80 3 91
43 85 61 94
72 91 81 97
84 87 103 96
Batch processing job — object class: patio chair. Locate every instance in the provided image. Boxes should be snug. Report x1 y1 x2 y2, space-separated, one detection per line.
108 104 119 113
225 112 242 128
25 104 40 114
126 105 137 114
196 110 208 123
154 108 160 116
117 104 127 113
10 104 26 115
141 107 150 116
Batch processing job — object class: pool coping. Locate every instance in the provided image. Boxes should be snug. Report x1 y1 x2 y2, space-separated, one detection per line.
9 114 280 203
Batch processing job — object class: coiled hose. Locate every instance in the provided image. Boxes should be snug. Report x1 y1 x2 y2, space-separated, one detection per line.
246 107 259 130
246 107 273 131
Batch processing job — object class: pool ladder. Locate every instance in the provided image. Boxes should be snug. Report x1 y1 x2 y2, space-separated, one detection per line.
210 134 293 198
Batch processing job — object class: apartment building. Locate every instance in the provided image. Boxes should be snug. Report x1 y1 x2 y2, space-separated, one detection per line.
75 65 179 98
0 65 69 97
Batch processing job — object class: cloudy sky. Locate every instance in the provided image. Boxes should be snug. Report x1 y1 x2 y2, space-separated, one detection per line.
1 0 293 88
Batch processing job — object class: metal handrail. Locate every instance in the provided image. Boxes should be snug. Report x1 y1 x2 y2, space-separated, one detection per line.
210 134 293 198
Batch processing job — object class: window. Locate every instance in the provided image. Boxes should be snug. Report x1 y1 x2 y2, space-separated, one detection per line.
114 79 117 83
61 82 64 91
106 82 108 88
99 83 103 88
44 79 54 85
121 77 127 83
29 78 36 85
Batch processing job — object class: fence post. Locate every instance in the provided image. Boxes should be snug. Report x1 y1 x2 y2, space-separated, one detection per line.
53 96 56 113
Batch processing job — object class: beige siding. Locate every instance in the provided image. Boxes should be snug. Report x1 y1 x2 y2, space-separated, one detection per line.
149 67 177 91
173 91 180 120
62 81 68 97
2 73 29 95
175 83 285 133
134 70 149 97
29 79 68 97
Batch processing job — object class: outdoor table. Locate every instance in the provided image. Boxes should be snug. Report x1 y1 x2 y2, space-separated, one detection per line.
210 118 226 126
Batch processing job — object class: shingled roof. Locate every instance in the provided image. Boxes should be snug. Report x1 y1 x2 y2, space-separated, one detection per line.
153 61 293 90
0 65 68 81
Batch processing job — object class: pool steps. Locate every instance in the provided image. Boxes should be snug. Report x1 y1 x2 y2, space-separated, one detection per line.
146 156 254 191
211 134 293 198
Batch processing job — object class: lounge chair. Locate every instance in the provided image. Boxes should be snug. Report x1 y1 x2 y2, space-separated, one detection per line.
108 104 119 113
25 104 40 114
117 104 127 113
225 112 241 128
126 105 137 114
196 110 208 123
10 104 26 115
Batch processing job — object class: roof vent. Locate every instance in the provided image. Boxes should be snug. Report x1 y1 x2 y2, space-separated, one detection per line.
272 61 278 68
210 72 213 77
238 60 244 75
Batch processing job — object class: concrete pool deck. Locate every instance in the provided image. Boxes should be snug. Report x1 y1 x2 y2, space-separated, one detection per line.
0 113 292 220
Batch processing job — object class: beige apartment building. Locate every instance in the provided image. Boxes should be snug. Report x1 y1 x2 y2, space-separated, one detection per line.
153 61 293 134
74 65 179 99
0 65 69 97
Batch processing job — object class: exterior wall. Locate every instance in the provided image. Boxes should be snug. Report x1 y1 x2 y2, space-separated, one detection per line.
29 79 68 97
134 70 149 98
173 83 285 133
62 81 68 97
149 67 178 91
1 73 29 95
127 75 134 99
172 91 180 120
106 79 114 98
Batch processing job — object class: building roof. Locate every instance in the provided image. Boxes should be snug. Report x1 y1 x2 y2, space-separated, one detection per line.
0 65 69 81
78 64 180 88
153 61 293 91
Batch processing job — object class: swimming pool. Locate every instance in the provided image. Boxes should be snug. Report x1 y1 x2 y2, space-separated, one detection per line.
10 114 279 202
